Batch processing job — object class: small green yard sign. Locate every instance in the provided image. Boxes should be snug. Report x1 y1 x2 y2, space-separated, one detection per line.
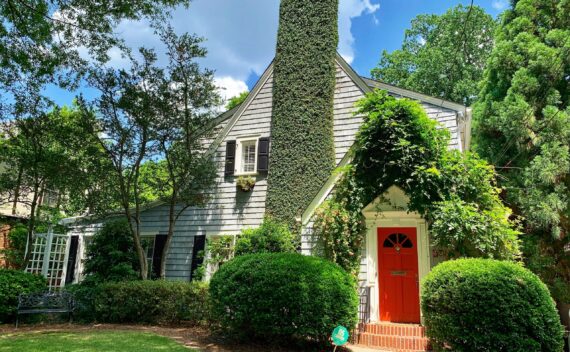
331 325 349 347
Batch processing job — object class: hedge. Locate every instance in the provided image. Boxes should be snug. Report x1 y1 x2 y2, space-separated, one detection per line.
72 280 209 325
0 269 47 323
265 0 338 225
209 253 358 343
422 258 564 352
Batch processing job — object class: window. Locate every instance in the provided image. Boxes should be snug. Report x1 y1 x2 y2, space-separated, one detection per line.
235 138 258 175
142 235 167 279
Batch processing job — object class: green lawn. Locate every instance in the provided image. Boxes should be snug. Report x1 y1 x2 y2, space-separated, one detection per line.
0 331 194 352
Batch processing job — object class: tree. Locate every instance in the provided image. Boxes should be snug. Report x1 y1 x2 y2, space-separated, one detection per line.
81 26 220 279
371 5 496 106
146 27 220 278
0 106 107 265
473 0 570 300
225 91 248 110
80 49 160 280
0 0 190 119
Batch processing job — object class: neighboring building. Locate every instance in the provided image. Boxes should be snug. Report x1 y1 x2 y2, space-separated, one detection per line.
63 52 470 316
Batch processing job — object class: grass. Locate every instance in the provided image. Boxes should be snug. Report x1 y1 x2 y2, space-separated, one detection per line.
0 331 194 352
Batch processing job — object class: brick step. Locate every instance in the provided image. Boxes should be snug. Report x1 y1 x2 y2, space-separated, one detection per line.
354 333 430 351
352 323 431 351
358 323 426 337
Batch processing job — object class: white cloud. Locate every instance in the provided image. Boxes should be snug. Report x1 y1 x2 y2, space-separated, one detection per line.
338 0 381 64
492 0 509 10
214 76 249 103
107 0 380 84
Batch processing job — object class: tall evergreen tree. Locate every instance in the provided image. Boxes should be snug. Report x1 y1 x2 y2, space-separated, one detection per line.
474 0 570 298
266 0 338 226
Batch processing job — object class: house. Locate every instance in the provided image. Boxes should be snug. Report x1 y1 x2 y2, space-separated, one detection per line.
56 6 469 350
63 52 468 298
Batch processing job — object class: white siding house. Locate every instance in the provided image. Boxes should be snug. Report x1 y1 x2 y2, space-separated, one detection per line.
63 54 470 322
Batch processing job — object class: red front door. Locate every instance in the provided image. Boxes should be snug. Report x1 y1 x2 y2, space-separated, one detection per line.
378 227 420 323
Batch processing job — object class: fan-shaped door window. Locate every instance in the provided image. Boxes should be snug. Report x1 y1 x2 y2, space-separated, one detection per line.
383 233 413 251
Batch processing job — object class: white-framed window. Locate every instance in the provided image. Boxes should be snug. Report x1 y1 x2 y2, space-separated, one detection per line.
235 137 259 175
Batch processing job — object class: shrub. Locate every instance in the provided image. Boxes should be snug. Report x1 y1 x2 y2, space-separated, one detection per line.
422 258 564 352
234 217 296 256
72 280 209 325
0 269 47 323
312 200 365 275
1 224 27 269
210 253 358 343
83 218 139 283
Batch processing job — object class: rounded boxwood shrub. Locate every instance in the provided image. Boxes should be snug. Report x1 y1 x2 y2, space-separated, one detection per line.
72 280 209 325
0 269 47 323
422 258 564 352
234 217 296 256
209 253 358 342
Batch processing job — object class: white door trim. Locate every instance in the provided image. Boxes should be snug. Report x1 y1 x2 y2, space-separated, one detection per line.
364 212 430 323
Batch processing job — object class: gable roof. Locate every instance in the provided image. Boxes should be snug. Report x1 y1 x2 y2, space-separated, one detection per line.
208 53 469 158
300 54 470 225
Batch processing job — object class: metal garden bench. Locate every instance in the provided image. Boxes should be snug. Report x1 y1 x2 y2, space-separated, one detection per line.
16 291 74 328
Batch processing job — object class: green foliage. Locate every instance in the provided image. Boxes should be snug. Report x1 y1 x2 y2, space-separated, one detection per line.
235 175 255 192
225 91 249 111
0 269 47 323
0 0 190 122
372 5 496 106
316 90 520 263
422 258 564 352
234 217 296 256
192 235 235 281
312 201 365 275
0 331 195 352
72 280 209 325
266 0 338 226
430 198 520 259
82 219 139 283
1 224 27 269
209 253 358 343
473 0 570 296
205 235 235 268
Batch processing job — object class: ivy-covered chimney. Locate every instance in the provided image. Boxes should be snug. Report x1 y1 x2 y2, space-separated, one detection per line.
266 0 338 226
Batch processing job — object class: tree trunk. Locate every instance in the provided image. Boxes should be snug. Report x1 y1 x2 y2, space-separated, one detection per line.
125 208 148 280
160 199 176 279
22 183 40 268
11 165 23 215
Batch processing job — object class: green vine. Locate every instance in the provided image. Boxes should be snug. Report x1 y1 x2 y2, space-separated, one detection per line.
266 0 338 226
313 90 521 271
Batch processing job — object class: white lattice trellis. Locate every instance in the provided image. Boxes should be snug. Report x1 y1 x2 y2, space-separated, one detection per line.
26 230 70 291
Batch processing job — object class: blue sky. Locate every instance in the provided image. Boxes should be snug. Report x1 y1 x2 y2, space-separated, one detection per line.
46 0 509 107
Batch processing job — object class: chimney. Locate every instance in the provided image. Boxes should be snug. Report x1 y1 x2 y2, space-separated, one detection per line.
266 0 339 226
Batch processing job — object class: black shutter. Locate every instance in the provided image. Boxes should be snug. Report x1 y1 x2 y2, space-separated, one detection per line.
190 235 206 281
225 140 236 176
152 235 168 279
257 137 270 174
65 236 79 285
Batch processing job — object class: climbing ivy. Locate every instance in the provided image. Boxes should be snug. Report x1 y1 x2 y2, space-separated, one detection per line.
313 90 520 271
266 0 338 226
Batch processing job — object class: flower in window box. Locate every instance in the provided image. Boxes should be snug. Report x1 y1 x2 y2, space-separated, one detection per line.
236 176 256 192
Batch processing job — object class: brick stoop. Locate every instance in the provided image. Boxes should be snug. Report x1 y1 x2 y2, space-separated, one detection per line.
351 322 431 352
